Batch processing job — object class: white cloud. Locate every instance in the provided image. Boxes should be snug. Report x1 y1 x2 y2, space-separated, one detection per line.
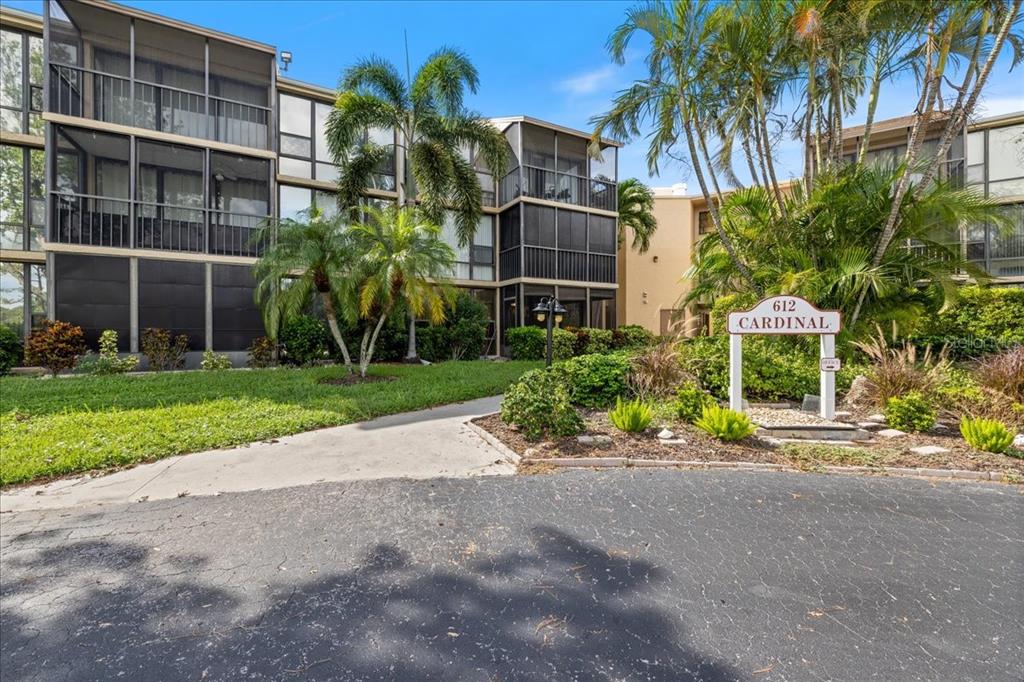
557 64 619 96
974 95 1024 118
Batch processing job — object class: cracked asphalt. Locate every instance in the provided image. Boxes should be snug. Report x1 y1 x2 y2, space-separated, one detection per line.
1 469 1021 681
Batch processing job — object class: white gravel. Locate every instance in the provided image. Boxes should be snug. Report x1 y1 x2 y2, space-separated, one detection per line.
746 407 847 427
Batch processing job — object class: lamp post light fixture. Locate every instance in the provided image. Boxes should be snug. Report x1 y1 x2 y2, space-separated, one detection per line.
532 296 568 367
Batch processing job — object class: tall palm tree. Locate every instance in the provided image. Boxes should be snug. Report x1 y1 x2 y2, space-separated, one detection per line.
684 163 1010 337
348 204 456 376
253 210 358 373
616 179 657 253
325 49 508 360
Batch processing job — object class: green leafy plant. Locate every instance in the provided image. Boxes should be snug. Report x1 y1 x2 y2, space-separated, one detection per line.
88 330 138 375
960 416 1016 454
280 315 332 366
582 328 614 355
201 350 232 371
247 336 277 368
608 396 653 433
554 353 631 407
0 326 22 375
694 405 757 441
676 381 717 423
917 286 1024 358
613 324 656 349
140 328 190 372
500 368 583 440
417 292 489 361
24 320 87 376
506 326 574 361
628 341 689 400
884 392 936 432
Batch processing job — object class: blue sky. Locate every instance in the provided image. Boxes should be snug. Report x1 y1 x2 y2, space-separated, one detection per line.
10 0 1023 190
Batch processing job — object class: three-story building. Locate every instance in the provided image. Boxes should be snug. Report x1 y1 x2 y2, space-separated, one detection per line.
0 0 621 362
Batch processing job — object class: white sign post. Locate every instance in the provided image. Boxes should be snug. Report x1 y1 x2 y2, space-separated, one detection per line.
726 296 842 420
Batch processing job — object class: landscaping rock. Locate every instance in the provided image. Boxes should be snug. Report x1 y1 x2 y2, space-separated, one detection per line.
576 434 613 448
834 410 853 420
877 428 907 438
843 375 873 409
857 421 885 430
867 414 886 423
801 394 820 413
909 445 950 456
1014 434 1024 449
930 424 950 433
657 429 675 440
523 448 539 458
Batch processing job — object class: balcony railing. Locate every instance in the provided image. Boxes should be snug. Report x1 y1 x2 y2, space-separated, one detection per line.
50 192 269 257
50 63 269 149
521 246 615 283
498 165 617 211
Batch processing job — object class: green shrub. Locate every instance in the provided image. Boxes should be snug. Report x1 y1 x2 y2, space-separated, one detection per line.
0 326 22 375
500 369 584 440
24 319 87 376
84 330 138 375
200 350 232 371
679 335 863 401
505 326 574 361
608 396 653 433
141 327 190 371
613 324 656 349
960 416 1016 454
916 286 1024 358
884 392 936 432
676 381 717 423
280 315 331 365
506 326 545 360
582 328 614 354
349 315 408 362
709 293 759 336
247 336 277 368
694 404 757 441
554 353 631 407
418 292 490 361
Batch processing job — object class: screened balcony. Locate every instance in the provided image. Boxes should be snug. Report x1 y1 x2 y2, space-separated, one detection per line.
50 126 271 257
497 203 616 283
47 0 273 150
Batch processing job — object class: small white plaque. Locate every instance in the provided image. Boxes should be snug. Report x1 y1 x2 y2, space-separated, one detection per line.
820 358 841 372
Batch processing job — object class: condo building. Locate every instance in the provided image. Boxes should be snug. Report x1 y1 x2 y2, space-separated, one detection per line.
0 1 621 361
618 111 1024 336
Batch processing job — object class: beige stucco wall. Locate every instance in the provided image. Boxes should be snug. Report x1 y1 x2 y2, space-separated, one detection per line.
617 194 703 335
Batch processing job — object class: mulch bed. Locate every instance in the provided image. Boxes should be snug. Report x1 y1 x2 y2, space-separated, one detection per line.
317 374 395 386
473 409 1024 477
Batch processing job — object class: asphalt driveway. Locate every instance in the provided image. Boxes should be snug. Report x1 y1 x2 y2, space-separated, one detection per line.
1 469 1020 681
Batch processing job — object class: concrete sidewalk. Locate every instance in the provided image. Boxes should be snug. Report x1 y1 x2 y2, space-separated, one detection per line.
0 395 512 514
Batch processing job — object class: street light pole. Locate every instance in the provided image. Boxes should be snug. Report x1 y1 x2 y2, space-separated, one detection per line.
532 296 567 368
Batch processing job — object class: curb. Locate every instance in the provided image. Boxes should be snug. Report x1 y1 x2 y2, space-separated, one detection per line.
529 456 1016 483
465 420 521 465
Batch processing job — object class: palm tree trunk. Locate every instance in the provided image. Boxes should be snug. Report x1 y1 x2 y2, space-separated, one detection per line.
360 313 390 377
696 122 725 207
756 93 787 221
681 111 761 295
857 46 886 164
741 133 761 187
405 313 418 362
321 291 354 373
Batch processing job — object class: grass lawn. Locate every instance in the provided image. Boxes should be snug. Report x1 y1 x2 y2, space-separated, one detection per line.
0 360 538 487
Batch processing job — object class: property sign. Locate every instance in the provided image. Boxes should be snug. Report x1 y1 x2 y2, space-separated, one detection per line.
820 358 841 372
727 296 841 335
726 296 843 420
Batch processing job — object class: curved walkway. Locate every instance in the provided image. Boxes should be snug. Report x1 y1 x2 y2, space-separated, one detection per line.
0 395 511 514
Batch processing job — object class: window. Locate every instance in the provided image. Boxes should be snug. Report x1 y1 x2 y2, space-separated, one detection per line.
590 145 617 182
557 209 587 251
440 213 494 280
212 153 269 217
0 261 46 339
499 204 520 248
589 288 616 329
557 135 587 177
557 286 585 328
698 210 712 235
588 215 616 254
1 29 43 136
522 125 555 170
523 203 556 247
279 185 312 221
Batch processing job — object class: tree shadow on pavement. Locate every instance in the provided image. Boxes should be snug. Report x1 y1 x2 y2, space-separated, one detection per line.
1 524 743 681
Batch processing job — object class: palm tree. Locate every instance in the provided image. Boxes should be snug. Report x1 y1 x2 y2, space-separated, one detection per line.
348 204 457 376
253 209 357 373
325 48 508 360
616 179 657 253
684 163 1010 337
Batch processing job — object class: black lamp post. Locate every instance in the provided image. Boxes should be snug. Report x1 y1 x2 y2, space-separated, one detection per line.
532 296 568 367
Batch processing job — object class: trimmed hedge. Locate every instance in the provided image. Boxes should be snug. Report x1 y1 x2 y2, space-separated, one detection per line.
506 326 574 361
0 326 22 376
554 352 632 407
679 335 864 401
915 285 1024 358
